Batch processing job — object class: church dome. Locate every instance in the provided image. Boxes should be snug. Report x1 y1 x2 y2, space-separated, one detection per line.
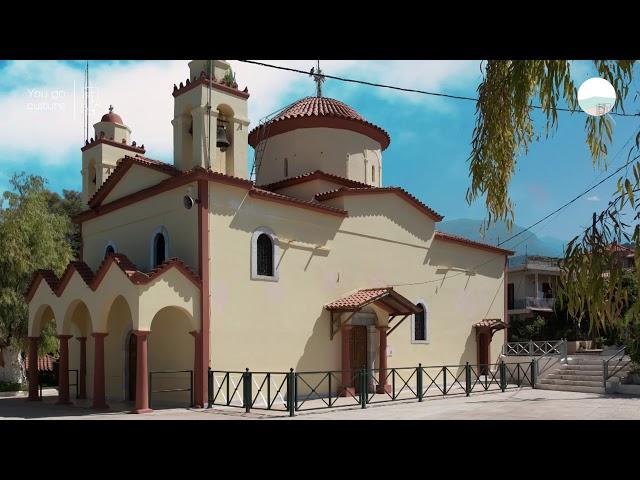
248 97 390 150
100 106 124 125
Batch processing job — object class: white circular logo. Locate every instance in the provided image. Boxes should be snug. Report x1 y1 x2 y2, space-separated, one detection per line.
577 77 616 116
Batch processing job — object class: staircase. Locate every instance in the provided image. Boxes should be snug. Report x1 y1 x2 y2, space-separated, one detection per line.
536 355 631 394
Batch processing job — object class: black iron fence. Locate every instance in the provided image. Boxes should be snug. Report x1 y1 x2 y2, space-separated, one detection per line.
208 360 536 417
69 369 79 399
148 370 194 409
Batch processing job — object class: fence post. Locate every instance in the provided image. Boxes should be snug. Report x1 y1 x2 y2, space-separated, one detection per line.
243 368 251 413
442 366 447 396
529 340 534 356
207 368 213 408
417 364 423 402
465 362 471 396
603 360 608 391
500 361 506 392
287 368 295 417
148 372 152 410
190 370 194 408
530 360 536 388
361 368 367 409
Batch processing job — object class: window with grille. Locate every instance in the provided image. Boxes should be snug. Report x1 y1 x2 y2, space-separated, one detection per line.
256 233 273 276
413 304 427 342
154 233 166 267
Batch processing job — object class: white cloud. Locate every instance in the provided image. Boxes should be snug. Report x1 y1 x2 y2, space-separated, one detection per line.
0 59 481 168
586 195 600 201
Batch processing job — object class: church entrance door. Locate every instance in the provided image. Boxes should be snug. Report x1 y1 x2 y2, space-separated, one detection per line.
350 325 368 393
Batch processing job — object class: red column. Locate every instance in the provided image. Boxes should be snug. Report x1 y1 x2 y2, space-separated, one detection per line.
339 325 355 397
91 333 109 409
376 327 391 394
56 335 73 405
190 330 203 408
77 337 87 399
27 336 40 401
131 330 152 414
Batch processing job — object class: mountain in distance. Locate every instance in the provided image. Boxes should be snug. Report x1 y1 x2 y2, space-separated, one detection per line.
438 218 566 257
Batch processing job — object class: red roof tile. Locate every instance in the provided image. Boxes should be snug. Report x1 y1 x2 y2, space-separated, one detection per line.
24 354 56 372
315 187 443 222
249 187 347 217
325 288 391 310
248 97 391 150
434 231 514 256
325 287 419 315
260 170 373 191
24 253 201 302
474 319 506 331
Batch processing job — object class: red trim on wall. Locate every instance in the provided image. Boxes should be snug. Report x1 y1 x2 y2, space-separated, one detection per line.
81 138 146 154
316 187 443 221
248 115 390 151
433 231 514 256
249 188 347 217
172 76 250 100
24 254 201 303
260 170 372 191
197 179 210 408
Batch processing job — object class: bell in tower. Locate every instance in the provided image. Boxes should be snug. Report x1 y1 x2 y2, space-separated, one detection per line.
216 120 231 152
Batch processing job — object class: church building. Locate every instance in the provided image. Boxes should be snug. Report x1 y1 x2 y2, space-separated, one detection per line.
25 60 512 412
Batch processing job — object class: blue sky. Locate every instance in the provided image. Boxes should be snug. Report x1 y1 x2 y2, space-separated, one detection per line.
1 60 639 243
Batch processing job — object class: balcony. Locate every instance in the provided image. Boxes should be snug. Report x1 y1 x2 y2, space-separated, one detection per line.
510 297 555 312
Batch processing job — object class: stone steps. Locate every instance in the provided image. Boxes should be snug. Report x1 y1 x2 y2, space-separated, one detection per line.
538 378 603 388
546 373 603 381
536 383 605 394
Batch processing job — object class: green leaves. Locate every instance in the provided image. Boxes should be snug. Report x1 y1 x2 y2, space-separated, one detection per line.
0 173 74 353
468 60 636 227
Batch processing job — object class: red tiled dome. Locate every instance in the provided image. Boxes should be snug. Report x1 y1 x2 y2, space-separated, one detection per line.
101 106 124 124
248 97 390 150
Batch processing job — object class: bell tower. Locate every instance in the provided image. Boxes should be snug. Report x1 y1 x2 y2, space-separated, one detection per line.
171 60 250 178
80 106 145 206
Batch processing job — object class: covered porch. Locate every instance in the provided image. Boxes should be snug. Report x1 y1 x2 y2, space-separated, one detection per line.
24 253 205 413
325 287 420 396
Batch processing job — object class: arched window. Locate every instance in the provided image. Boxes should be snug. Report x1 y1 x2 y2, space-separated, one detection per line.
284 158 289 177
371 165 376 183
251 227 279 281
150 226 169 269
104 242 116 258
412 302 428 343
257 234 273 276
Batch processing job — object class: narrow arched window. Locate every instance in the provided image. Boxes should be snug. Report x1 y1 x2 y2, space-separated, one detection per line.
372 165 376 183
105 245 115 257
154 233 166 267
284 158 289 177
413 303 428 343
256 233 273 276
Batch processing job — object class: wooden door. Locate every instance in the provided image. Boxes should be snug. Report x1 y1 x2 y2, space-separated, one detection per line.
350 326 368 393
128 333 137 401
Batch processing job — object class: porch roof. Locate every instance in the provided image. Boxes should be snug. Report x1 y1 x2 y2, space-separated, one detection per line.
325 287 420 315
474 318 507 335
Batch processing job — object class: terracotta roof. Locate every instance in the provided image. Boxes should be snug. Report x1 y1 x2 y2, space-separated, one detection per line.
24 354 56 372
248 97 391 150
260 170 373 191
315 187 443 222
325 287 419 315
88 155 181 208
249 187 347 217
609 243 635 254
434 231 514 256
474 319 507 332
24 253 201 302
101 111 124 125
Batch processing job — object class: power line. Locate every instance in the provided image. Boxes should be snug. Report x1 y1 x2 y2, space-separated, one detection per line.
497 152 640 247
239 60 640 118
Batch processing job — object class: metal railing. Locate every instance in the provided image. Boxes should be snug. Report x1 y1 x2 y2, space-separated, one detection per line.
208 361 535 417
148 370 194 409
503 339 564 357
603 346 631 390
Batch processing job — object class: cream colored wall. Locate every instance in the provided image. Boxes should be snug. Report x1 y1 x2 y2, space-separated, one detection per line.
104 296 133 401
81 143 135 206
148 307 195 406
208 184 506 373
82 182 198 272
255 128 382 187
102 165 172 205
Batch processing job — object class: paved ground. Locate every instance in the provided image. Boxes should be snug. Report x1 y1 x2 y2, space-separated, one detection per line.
1 388 639 419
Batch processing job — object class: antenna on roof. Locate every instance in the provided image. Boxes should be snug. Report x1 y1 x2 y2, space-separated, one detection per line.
84 61 89 142
309 60 325 97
